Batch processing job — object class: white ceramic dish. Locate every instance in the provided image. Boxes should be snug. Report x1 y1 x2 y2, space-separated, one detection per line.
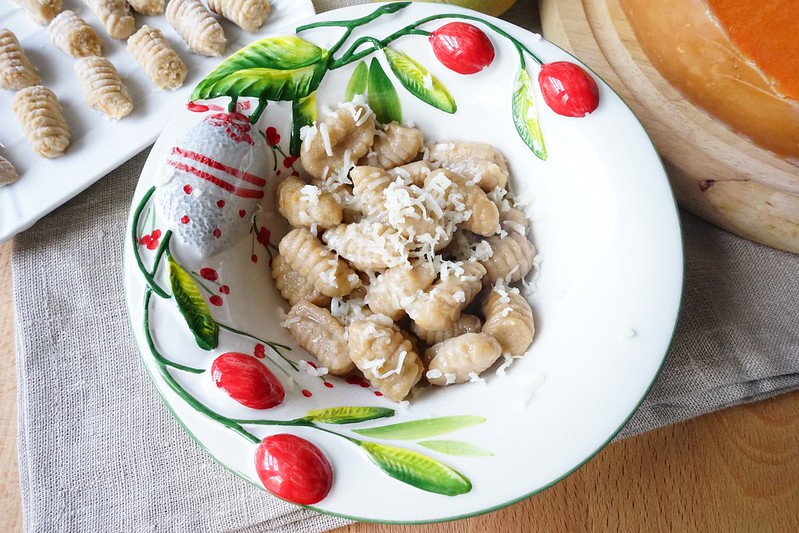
0 0 315 242
124 2 683 523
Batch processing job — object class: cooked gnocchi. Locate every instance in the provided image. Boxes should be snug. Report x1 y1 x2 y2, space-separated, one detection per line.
274 99 537 401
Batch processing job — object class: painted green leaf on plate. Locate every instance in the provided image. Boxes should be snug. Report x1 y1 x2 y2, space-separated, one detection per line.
512 67 547 160
167 254 219 350
359 441 471 495
191 36 329 102
367 57 402 124
419 440 494 457
383 47 456 114
353 415 485 440
290 91 317 156
304 406 394 424
345 61 369 101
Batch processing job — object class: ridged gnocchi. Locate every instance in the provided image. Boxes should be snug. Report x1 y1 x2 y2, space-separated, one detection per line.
427 141 510 192
348 318 424 401
74 56 133 120
208 0 271 32
300 103 376 180
48 11 102 58
285 300 353 375
12 85 70 158
364 262 436 320
480 232 536 284
412 313 482 347
322 220 407 271
127 25 187 91
407 260 486 331
425 333 502 386
166 0 226 57
278 228 360 298
0 29 40 90
359 123 423 169
270 254 331 308
277 177 343 230
482 284 535 356
86 0 135 40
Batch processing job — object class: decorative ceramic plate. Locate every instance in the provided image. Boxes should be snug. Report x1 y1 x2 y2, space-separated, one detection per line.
124 2 683 523
0 0 315 242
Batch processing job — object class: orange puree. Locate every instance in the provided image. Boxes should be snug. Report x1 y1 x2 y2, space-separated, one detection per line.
706 0 799 100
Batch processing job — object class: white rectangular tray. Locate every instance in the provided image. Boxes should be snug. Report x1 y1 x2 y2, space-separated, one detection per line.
0 0 315 241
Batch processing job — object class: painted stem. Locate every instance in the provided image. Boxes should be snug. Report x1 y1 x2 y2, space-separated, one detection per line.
132 187 170 299
143 289 261 444
249 98 267 125
328 12 543 70
217 322 299 373
144 290 205 374
234 416 362 446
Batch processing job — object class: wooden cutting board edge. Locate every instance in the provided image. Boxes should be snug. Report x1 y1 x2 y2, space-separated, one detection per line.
540 0 799 254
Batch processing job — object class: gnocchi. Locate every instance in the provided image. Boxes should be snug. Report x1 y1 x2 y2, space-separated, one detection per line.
12 85 70 158
166 0 227 57
128 0 164 16
273 99 537 401
208 0 271 32
86 0 135 40
48 11 103 58
11 0 61 26
74 56 133 120
285 301 353 376
127 25 187 91
348 318 424 402
482 283 535 356
0 29 40 90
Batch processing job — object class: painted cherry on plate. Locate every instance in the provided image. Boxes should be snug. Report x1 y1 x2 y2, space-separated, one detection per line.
429 22 495 75
210 352 284 409
538 61 600 118
255 434 333 505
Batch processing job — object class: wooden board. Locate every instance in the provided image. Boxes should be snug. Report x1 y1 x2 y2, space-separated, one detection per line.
540 0 799 253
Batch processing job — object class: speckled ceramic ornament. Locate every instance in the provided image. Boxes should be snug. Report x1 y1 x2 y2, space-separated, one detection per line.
157 111 270 258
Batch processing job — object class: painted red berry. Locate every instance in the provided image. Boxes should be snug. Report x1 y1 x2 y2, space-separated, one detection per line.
257 227 271 246
283 156 298 168
213 228 222 238
429 22 495 75
255 434 333 505
183 184 193 195
538 61 600 118
217 199 225 208
302 389 313 398
180 215 190 224
187 102 210 113
265 127 281 146
219 285 230 294
211 352 285 409
209 295 224 306
251 254 258 263
200 267 218 281
323 382 334 389
239 209 247 218
254 343 266 359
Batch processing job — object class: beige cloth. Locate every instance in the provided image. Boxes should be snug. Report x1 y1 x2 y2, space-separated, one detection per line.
13 1 799 531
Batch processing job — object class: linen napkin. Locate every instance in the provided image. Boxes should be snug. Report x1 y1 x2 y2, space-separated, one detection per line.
13 1 799 532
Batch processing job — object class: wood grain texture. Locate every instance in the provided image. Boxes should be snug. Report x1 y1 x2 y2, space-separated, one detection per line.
2 228 798 529
540 0 799 254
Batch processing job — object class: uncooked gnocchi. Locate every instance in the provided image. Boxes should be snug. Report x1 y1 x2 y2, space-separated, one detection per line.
12 85 70 158
48 11 102 58
127 25 187 91
86 0 135 40
74 56 133 120
274 99 536 401
208 0 271 32
0 156 18 187
11 0 61 26
166 0 227 57
0 29 40 90
128 0 164 16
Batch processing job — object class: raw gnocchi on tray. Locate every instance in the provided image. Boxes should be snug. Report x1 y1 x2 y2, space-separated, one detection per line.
274 99 537 402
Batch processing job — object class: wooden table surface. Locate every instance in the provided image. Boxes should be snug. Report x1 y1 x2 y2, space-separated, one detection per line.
2 241 799 531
